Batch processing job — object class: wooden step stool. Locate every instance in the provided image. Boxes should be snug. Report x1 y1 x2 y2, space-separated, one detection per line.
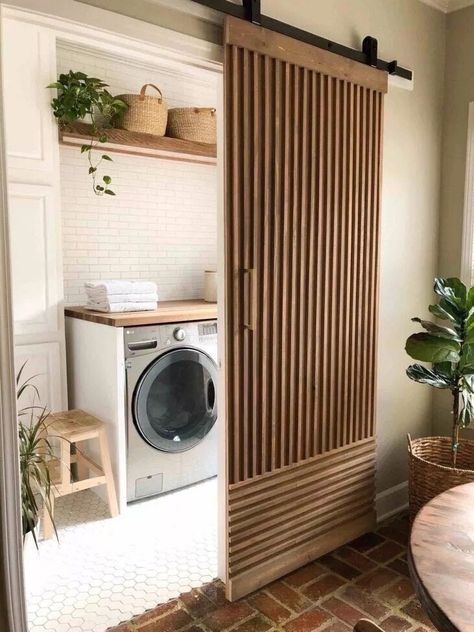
42 409 119 539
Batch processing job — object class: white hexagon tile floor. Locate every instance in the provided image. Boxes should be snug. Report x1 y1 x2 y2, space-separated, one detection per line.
24 478 217 632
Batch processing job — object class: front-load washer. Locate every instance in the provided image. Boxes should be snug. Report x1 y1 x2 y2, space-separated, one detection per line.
125 320 218 502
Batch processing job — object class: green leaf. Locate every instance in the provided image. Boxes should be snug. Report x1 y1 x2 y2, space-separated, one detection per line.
80 144 90 153
88 167 97 174
98 134 108 143
104 189 115 196
439 297 464 323
405 333 461 363
460 344 474 372
102 175 112 185
102 155 113 161
434 277 467 308
95 185 104 191
429 303 458 323
406 364 454 389
433 361 455 379
460 389 474 428
411 317 460 340
465 328 474 344
467 287 474 311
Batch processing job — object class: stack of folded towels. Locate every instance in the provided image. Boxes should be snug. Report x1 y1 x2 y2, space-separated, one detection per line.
85 280 158 313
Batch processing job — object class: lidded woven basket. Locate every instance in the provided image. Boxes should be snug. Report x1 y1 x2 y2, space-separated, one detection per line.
166 107 216 144
115 84 168 136
407 434 474 522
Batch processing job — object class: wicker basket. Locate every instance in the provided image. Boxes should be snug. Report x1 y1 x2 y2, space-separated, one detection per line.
166 107 216 144
408 434 474 522
115 84 168 136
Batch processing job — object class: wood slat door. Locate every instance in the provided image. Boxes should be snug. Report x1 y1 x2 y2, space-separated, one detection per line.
223 16 387 601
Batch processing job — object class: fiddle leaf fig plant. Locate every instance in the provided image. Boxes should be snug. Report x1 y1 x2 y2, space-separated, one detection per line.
406 277 474 468
47 70 127 196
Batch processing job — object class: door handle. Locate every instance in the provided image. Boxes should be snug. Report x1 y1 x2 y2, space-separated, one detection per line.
242 268 257 332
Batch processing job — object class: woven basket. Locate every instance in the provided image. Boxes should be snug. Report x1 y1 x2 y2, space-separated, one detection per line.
408 434 474 522
115 84 168 136
166 107 216 144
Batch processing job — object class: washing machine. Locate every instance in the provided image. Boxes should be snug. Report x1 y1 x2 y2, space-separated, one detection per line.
125 320 218 502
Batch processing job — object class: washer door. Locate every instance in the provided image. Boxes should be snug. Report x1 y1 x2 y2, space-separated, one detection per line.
133 347 217 453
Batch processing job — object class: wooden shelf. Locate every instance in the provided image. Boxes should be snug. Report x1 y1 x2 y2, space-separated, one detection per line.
59 122 217 165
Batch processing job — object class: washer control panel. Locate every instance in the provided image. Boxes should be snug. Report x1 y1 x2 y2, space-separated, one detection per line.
124 320 217 359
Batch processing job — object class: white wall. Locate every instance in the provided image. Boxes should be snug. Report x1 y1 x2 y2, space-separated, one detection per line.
57 45 218 306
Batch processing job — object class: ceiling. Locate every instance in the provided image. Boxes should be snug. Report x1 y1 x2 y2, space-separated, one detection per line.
420 0 474 12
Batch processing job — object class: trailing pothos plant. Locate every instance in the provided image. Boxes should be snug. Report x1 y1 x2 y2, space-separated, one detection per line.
406 277 474 468
47 70 127 196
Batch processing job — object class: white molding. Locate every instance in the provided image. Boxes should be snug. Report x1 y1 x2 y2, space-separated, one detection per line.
418 0 474 11
1 2 223 72
461 102 474 285
376 481 409 523
56 40 218 87
0 25 29 632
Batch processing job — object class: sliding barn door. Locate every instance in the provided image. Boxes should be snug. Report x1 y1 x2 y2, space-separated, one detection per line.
223 16 387 600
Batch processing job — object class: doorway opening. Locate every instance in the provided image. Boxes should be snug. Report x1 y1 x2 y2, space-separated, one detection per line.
2 8 223 631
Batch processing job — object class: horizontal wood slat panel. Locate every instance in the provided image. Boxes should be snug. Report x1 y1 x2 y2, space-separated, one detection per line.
227 440 376 582
224 16 385 600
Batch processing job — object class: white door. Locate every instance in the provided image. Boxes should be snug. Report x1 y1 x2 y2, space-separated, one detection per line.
2 16 67 411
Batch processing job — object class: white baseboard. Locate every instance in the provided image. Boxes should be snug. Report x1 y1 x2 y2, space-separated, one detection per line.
376 481 408 523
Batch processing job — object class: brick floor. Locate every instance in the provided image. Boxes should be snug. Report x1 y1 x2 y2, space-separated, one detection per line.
107 514 435 632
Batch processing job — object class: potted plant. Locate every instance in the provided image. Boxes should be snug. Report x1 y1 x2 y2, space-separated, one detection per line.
405 277 474 520
47 70 127 196
17 365 57 549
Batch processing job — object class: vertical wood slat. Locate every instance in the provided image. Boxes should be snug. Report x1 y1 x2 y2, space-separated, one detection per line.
224 16 387 600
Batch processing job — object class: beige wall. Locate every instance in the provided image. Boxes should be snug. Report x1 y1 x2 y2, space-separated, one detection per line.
433 5 474 435
73 0 447 493
439 4 474 280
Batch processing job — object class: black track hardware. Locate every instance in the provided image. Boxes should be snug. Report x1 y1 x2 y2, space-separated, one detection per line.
190 0 412 81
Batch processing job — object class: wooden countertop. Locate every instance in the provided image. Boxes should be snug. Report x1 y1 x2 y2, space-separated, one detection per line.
65 300 218 327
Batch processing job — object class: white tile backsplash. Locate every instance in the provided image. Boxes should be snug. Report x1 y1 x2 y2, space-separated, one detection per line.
58 46 218 306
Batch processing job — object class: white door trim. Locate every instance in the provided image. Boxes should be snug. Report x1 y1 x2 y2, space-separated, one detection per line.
0 26 29 632
0 4 223 631
461 102 474 285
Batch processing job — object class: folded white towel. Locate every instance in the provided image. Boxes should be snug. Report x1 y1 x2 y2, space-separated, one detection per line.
85 280 157 296
86 292 158 304
87 301 158 313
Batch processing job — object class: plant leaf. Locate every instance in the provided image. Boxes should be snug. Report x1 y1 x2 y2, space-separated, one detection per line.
102 155 113 161
102 175 111 185
104 189 115 196
429 303 458 323
434 277 467 309
405 333 461 363
406 364 454 389
460 389 474 428
411 317 460 340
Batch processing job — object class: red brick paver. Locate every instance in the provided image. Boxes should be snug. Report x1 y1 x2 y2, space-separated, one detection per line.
107 514 435 632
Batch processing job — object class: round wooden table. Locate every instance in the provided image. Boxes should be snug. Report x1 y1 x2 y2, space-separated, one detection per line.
409 482 474 632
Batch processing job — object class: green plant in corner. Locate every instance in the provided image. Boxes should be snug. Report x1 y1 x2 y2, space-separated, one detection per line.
47 70 127 196
17 363 57 547
405 277 474 468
